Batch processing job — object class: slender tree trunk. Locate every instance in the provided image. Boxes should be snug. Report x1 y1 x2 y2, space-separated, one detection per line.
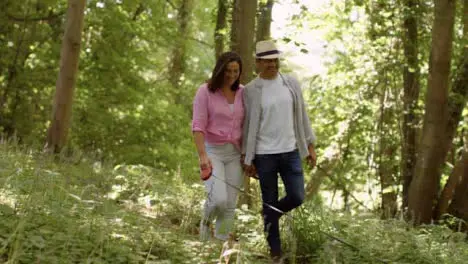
364 3 400 217
378 84 398 219
447 140 468 232
408 0 456 225
256 0 273 42
231 0 257 207
435 140 468 219
343 190 350 212
214 0 227 59
169 0 194 103
230 0 240 56
401 0 421 210
448 132 468 231
45 0 86 153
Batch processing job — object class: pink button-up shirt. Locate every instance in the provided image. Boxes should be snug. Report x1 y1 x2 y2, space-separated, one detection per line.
192 83 245 150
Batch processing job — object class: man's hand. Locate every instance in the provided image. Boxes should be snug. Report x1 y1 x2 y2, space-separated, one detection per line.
244 164 257 179
241 155 258 179
306 144 317 168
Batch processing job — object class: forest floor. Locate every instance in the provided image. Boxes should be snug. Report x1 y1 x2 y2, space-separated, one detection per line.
0 141 467 264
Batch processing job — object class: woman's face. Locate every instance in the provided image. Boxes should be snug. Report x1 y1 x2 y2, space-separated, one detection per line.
223 61 240 87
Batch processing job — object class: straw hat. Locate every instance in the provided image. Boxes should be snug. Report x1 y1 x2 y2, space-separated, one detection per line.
255 40 281 59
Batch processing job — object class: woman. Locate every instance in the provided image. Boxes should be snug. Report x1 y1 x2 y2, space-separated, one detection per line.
192 52 244 241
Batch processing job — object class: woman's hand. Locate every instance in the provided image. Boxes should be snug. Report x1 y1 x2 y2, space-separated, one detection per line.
199 154 212 170
199 154 212 180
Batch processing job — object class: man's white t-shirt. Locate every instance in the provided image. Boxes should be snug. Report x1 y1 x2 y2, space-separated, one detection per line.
256 76 296 154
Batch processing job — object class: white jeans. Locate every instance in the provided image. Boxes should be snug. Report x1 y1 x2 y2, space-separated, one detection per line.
202 143 243 240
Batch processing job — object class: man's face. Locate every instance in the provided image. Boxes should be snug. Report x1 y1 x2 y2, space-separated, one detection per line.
257 58 279 79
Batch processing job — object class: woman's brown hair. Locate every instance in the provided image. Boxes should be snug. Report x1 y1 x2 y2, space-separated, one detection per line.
208 51 242 92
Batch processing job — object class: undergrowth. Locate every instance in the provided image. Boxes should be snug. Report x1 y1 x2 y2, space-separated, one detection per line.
0 142 467 263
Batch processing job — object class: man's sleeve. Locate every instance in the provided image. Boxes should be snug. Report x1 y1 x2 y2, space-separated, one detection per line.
242 88 250 154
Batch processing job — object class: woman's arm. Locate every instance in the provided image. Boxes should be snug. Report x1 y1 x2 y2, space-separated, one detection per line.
192 85 212 169
193 131 211 169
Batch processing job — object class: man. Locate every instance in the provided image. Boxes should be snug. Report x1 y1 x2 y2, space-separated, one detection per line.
242 40 317 263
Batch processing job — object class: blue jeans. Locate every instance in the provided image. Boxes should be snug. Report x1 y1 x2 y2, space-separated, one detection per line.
253 149 305 255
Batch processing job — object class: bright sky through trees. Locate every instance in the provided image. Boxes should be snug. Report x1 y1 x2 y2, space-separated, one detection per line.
271 0 331 78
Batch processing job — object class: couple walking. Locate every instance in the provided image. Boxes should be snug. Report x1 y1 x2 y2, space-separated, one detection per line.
191 39 317 262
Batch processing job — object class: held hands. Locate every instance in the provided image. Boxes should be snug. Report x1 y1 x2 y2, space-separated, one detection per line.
306 144 317 169
244 164 258 179
241 155 258 179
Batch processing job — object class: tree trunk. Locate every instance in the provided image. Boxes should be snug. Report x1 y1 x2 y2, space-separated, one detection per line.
45 0 86 153
214 0 227 59
378 84 398 219
230 0 240 57
408 0 456 225
447 143 468 232
230 0 257 84
435 138 468 220
256 0 273 42
433 0 468 220
231 0 257 207
401 0 421 210
442 0 468 163
169 0 194 103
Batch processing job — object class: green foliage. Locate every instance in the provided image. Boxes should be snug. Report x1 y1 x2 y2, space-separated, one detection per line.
0 142 205 263
286 0 465 209
316 215 468 264
282 198 331 260
0 0 221 181
0 0 64 145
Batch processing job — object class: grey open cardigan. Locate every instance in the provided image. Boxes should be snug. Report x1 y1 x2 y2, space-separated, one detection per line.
242 73 316 165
